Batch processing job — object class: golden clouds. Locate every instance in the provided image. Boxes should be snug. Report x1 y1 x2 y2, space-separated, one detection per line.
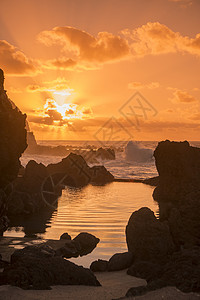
0 40 38 75
38 26 130 68
171 89 198 103
123 22 200 57
128 81 160 89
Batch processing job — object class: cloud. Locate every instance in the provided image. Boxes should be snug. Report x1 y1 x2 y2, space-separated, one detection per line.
122 22 200 57
168 0 193 7
0 40 39 76
44 58 77 70
26 77 72 93
128 81 160 89
171 89 198 103
38 26 130 69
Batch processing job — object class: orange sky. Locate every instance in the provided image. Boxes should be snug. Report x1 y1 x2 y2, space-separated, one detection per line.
0 0 200 141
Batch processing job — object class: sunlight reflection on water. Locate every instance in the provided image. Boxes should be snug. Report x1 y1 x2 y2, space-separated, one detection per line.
5 182 157 267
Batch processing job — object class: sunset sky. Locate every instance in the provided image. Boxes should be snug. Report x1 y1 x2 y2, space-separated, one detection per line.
1 0 200 141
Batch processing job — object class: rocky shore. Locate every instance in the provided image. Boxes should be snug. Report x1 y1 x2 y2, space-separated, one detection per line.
0 68 200 298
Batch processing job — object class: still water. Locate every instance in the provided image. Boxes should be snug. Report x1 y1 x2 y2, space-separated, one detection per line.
5 182 157 267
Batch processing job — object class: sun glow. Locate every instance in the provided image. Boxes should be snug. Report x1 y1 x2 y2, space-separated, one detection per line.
44 98 83 120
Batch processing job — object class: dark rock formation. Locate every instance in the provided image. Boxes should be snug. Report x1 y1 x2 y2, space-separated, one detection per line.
153 140 200 246
96 147 115 160
26 131 69 157
90 166 114 184
0 243 100 290
0 69 27 189
60 232 71 240
107 251 134 271
56 232 99 259
0 69 27 235
56 240 80 258
90 259 108 272
125 140 200 297
47 153 91 187
126 247 200 296
73 232 100 256
126 207 175 261
142 176 159 186
6 153 114 216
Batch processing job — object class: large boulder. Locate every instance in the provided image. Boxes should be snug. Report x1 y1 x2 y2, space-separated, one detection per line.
47 153 91 187
126 207 175 261
0 244 100 290
107 251 134 271
73 232 100 256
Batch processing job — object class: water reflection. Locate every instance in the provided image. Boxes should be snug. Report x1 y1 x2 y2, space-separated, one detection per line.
5 182 158 265
6 207 57 237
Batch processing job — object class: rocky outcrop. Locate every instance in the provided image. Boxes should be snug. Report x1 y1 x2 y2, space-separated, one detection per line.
6 153 114 216
125 140 200 297
0 69 27 189
126 207 175 261
90 166 114 184
0 69 27 235
126 247 200 296
96 147 115 160
0 243 100 290
153 140 200 246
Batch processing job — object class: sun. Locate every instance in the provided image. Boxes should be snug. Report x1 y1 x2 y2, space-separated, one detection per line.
44 98 83 121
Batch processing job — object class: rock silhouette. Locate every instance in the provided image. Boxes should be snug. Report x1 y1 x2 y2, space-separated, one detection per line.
0 243 100 290
0 69 27 235
125 140 200 296
0 69 27 189
6 153 114 216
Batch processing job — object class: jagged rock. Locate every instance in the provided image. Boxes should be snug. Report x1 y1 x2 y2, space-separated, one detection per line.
90 259 108 272
90 166 114 184
96 147 115 160
108 252 134 271
0 69 27 189
73 232 100 256
6 152 114 216
60 232 71 240
0 244 100 289
126 207 175 261
0 69 27 234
